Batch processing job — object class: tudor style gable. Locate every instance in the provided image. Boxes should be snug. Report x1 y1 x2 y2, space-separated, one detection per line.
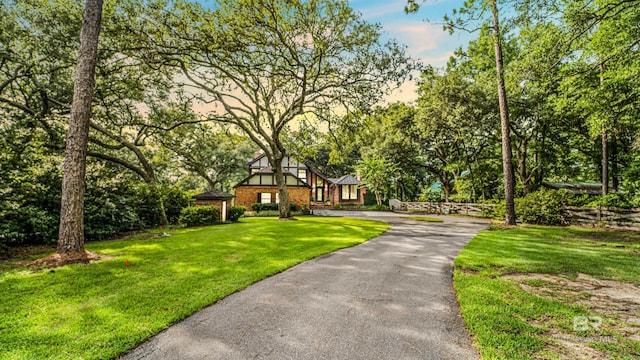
234 152 365 210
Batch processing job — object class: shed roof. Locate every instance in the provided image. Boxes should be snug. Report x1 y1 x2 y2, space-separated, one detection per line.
192 190 235 200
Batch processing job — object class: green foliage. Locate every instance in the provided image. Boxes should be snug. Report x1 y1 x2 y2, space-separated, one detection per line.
450 178 475 203
585 193 633 209
251 202 297 212
178 206 220 227
418 188 445 202
331 204 389 211
357 155 397 205
0 217 389 359
160 186 191 224
492 189 568 225
517 189 568 225
243 210 280 217
228 206 246 222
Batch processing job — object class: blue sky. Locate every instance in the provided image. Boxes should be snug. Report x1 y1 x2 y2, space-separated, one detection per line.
347 1 475 102
349 0 474 67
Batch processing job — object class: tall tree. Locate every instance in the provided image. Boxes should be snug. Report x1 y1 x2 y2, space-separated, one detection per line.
356 103 426 201
31 0 104 267
357 156 398 206
407 0 516 224
145 0 413 219
1 0 183 228
415 66 498 202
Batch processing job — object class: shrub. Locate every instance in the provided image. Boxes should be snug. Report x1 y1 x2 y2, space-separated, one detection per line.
418 189 445 202
585 193 632 208
179 206 220 227
517 189 568 225
228 206 246 222
243 210 281 217
243 210 308 217
492 189 568 225
251 202 297 212
161 186 190 224
371 204 389 211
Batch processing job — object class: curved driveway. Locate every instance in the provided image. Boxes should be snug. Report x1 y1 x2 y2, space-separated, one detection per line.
123 212 489 360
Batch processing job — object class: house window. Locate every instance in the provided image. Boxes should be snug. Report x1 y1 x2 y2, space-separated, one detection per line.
259 193 272 203
340 185 358 200
275 193 279 204
316 188 324 202
297 169 307 183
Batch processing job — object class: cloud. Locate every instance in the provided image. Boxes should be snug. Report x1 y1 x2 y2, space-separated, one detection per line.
351 0 408 20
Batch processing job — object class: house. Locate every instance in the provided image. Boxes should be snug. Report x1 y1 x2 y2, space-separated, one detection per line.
234 153 365 211
191 190 235 221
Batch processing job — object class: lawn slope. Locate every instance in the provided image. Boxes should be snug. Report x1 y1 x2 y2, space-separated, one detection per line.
454 225 640 359
0 216 388 360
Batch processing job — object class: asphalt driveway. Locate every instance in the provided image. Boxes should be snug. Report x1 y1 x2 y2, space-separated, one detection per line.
123 212 489 360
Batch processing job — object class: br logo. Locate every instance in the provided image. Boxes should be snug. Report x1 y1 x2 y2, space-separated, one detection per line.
573 316 602 331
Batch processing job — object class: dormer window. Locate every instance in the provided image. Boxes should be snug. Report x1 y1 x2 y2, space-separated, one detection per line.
297 169 308 183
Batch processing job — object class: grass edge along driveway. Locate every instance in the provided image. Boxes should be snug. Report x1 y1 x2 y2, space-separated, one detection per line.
0 216 389 360
454 224 640 359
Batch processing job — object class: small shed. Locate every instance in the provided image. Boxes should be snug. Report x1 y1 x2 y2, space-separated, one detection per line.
191 190 235 221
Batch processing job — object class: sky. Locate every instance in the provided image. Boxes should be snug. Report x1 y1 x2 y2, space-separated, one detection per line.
348 0 475 102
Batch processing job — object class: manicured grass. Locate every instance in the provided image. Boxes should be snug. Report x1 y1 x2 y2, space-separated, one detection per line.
0 216 388 360
454 225 640 359
400 216 444 223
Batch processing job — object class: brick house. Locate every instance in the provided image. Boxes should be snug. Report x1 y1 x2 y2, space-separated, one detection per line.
234 153 365 211
191 190 235 221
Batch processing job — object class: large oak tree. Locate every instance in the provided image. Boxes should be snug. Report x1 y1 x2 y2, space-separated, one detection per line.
148 0 415 219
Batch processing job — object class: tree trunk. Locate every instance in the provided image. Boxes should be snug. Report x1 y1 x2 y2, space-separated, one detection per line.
57 0 103 256
149 182 169 227
491 0 516 225
272 156 292 219
611 135 619 191
375 192 382 206
600 62 608 195
442 181 451 202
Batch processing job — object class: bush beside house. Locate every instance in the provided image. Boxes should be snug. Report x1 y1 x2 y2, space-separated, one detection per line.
251 202 298 212
179 206 220 227
228 206 246 222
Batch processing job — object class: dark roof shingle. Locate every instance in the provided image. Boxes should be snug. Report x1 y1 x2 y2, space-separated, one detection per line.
192 190 235 200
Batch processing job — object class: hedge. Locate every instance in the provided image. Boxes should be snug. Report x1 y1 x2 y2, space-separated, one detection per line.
251 202 298 212
228 206 246 222
179 206 220 227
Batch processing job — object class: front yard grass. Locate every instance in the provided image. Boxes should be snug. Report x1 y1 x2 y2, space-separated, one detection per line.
0 216 388 360
455 224 640 359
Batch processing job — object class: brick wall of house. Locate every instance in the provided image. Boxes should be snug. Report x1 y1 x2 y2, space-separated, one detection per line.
235 186 310 211
330 185 366 206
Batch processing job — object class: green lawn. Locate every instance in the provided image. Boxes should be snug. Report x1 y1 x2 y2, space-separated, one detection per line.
454 225 640 359
0 216 388 360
